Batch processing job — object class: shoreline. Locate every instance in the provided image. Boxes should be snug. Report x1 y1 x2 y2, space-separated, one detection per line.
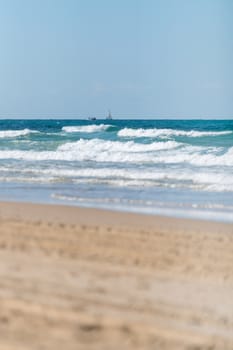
2 186 233 224
0 200 232 234
0 200 232 349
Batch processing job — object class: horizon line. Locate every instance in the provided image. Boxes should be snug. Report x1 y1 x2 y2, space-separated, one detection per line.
0 114 232 120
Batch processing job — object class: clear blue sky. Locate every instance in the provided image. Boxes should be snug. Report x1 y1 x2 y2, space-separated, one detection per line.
0 0 232 118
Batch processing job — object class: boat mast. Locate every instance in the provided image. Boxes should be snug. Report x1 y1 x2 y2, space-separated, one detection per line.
107 110 112 119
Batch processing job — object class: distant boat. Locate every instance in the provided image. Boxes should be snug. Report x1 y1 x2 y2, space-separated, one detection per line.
87 117 96 121
106 110 112 120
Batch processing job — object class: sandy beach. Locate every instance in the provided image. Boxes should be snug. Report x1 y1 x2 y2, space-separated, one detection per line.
0 201 232 349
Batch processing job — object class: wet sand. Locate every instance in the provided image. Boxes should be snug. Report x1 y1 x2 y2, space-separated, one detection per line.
0 201 232 349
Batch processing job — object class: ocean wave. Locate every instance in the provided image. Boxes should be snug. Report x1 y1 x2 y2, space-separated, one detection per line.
1 165 233 191
0 138 181 163
0 129 38 138
0 139 232 167
23 167 233 188
58 138 181 153
118 127 232 138
62 124 113 133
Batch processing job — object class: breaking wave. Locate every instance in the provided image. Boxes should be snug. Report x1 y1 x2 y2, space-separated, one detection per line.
0 138 232 167
1 165 233 192
58 138 180 152
0 139 180 162
62 124 113 133
118 127 232 138
0 129 38 138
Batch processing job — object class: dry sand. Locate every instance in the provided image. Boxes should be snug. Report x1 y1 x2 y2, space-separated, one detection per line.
0 201 232 349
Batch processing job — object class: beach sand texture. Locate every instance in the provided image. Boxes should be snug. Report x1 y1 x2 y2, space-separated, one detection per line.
0 202 232 349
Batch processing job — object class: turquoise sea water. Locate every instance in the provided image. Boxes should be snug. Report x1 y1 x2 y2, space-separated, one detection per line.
0 119 232 222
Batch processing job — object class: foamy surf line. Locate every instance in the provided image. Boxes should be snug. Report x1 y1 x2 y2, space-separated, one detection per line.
118 127 232 138
0 139 232 166
4 167 232 191
1 165 233 192
62 124 113 133
0 129 39 138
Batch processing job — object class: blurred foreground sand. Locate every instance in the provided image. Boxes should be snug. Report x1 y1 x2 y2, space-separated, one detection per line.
0 202 232 349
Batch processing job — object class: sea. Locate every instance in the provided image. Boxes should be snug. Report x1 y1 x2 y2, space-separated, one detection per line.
0 119 232 222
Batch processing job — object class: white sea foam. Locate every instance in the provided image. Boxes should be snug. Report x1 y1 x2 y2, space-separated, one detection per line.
58 138 180 153
41 168 233 191
0 139 232 167
0 129 38 138
0 138 181 163
1 162 233 191
62 124 113 133
118 127 232 138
